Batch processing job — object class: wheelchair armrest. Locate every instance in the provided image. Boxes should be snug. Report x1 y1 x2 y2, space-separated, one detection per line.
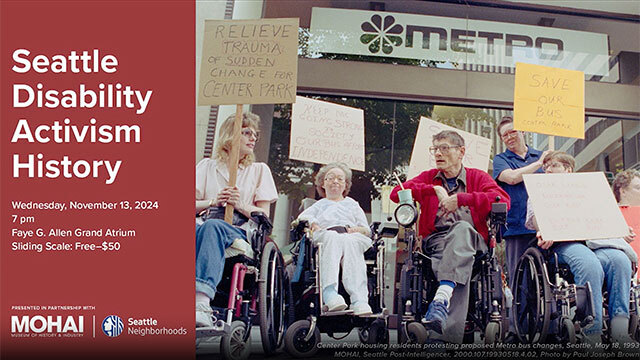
377 222 399 238
370 221 381 235
250 211 272 233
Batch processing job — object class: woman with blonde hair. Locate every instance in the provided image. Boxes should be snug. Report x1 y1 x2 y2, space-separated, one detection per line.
194 112 278 328
297 162 373 316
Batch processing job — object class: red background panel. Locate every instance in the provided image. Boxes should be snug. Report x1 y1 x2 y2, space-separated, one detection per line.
1 1 195 358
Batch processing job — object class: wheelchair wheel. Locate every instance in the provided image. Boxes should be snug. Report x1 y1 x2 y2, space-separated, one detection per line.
560 318 576 344
513 248 551 344
284 319 320 358
259 241 286 355
484 322 500 344
401 322 428 344
358 319 389 345
220 320 251 360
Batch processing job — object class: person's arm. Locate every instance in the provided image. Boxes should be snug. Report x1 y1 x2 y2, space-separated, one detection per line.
297 201 321 230
496 150 551 185
348 201 371 237
456 170 511 219
524 198 538 231
390 170 437 203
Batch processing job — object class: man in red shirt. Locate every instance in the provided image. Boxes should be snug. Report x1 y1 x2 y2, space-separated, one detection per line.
391 130 510 343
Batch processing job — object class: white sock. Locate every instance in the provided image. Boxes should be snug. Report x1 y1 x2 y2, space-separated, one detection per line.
196 291 211 306
610 315 630 341
433 284 454 304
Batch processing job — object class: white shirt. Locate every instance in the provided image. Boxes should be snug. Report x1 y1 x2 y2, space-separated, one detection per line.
195 158 278 207
298 197 368 229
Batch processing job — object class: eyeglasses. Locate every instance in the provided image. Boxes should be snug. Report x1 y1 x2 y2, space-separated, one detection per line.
324 175 346 183
543 162 566 172
500 130 519 140
429 145 461 155
241 128 259 140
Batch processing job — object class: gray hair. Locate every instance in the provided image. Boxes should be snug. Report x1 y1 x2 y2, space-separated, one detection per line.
315 162 353 198
432 130 465 147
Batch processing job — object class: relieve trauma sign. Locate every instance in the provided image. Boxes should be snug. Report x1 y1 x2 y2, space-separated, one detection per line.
513 62 584 139
310 7 609 76
290 96 365 171
198 18 299 105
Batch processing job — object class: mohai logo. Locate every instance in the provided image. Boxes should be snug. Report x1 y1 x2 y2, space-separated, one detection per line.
360 14 403 54
11 315 84 333
102 315 124 337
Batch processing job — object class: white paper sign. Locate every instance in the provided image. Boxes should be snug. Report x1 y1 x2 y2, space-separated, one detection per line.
523 172 629 242
290 96 365 171
407 117 492 179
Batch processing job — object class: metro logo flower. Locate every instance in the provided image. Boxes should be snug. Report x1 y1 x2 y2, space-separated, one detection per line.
360 15 403 54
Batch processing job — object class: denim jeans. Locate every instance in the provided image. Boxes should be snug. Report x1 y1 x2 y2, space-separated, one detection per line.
554 242 632 335
195 219 246 299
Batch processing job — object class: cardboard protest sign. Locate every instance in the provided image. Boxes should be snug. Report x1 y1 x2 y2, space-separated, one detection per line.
621 206 640 269
407 117 492 179
198 18 299 105
523 172 629 242
290 96 365 171
514 62 584 139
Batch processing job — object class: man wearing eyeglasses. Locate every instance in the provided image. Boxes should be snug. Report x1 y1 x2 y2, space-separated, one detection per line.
391 130 509 343
492 116 549 342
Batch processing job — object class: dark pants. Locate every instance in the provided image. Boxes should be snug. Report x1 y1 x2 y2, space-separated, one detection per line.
504 233 537 332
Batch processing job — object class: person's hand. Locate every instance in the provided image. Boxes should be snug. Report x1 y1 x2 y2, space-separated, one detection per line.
624 226 636 243
440 194 458 213
224 187 241 207
213 189 230 207
538 150 552 167
347 226 368 235
433 185 448 202
536 231 554 249
310 223 321 232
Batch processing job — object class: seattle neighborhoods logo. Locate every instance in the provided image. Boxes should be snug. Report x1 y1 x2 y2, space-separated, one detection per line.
360 15 403 54
102 315 124 337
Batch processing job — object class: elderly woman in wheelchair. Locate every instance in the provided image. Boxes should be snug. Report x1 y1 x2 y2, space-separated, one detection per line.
283 162 398 357
517 151 637 344
194 113 285 359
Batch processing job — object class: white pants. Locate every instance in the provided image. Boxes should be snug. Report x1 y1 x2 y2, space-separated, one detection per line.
314 230 372 304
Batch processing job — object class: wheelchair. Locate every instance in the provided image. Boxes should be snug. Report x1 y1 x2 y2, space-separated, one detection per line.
514 245 640 344
283 218 398 358
195 209 290 360
395 197 508 344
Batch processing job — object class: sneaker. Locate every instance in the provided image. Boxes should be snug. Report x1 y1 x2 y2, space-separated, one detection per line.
350 301 373 316
323 287 347 312
196 302 216 328
422 299 449 335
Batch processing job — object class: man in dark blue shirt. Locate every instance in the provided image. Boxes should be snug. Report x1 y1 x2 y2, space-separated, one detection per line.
492 116 549 340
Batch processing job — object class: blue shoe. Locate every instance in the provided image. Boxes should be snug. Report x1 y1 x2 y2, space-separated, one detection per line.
422 299 448 335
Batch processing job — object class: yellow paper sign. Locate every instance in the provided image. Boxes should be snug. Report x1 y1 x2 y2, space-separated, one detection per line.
198 18 299 105
514 62 584 139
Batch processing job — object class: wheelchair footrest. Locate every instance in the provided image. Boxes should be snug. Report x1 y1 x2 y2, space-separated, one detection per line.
195 322 231 338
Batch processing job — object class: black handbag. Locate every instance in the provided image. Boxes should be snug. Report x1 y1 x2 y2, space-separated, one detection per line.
200 206 249 227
